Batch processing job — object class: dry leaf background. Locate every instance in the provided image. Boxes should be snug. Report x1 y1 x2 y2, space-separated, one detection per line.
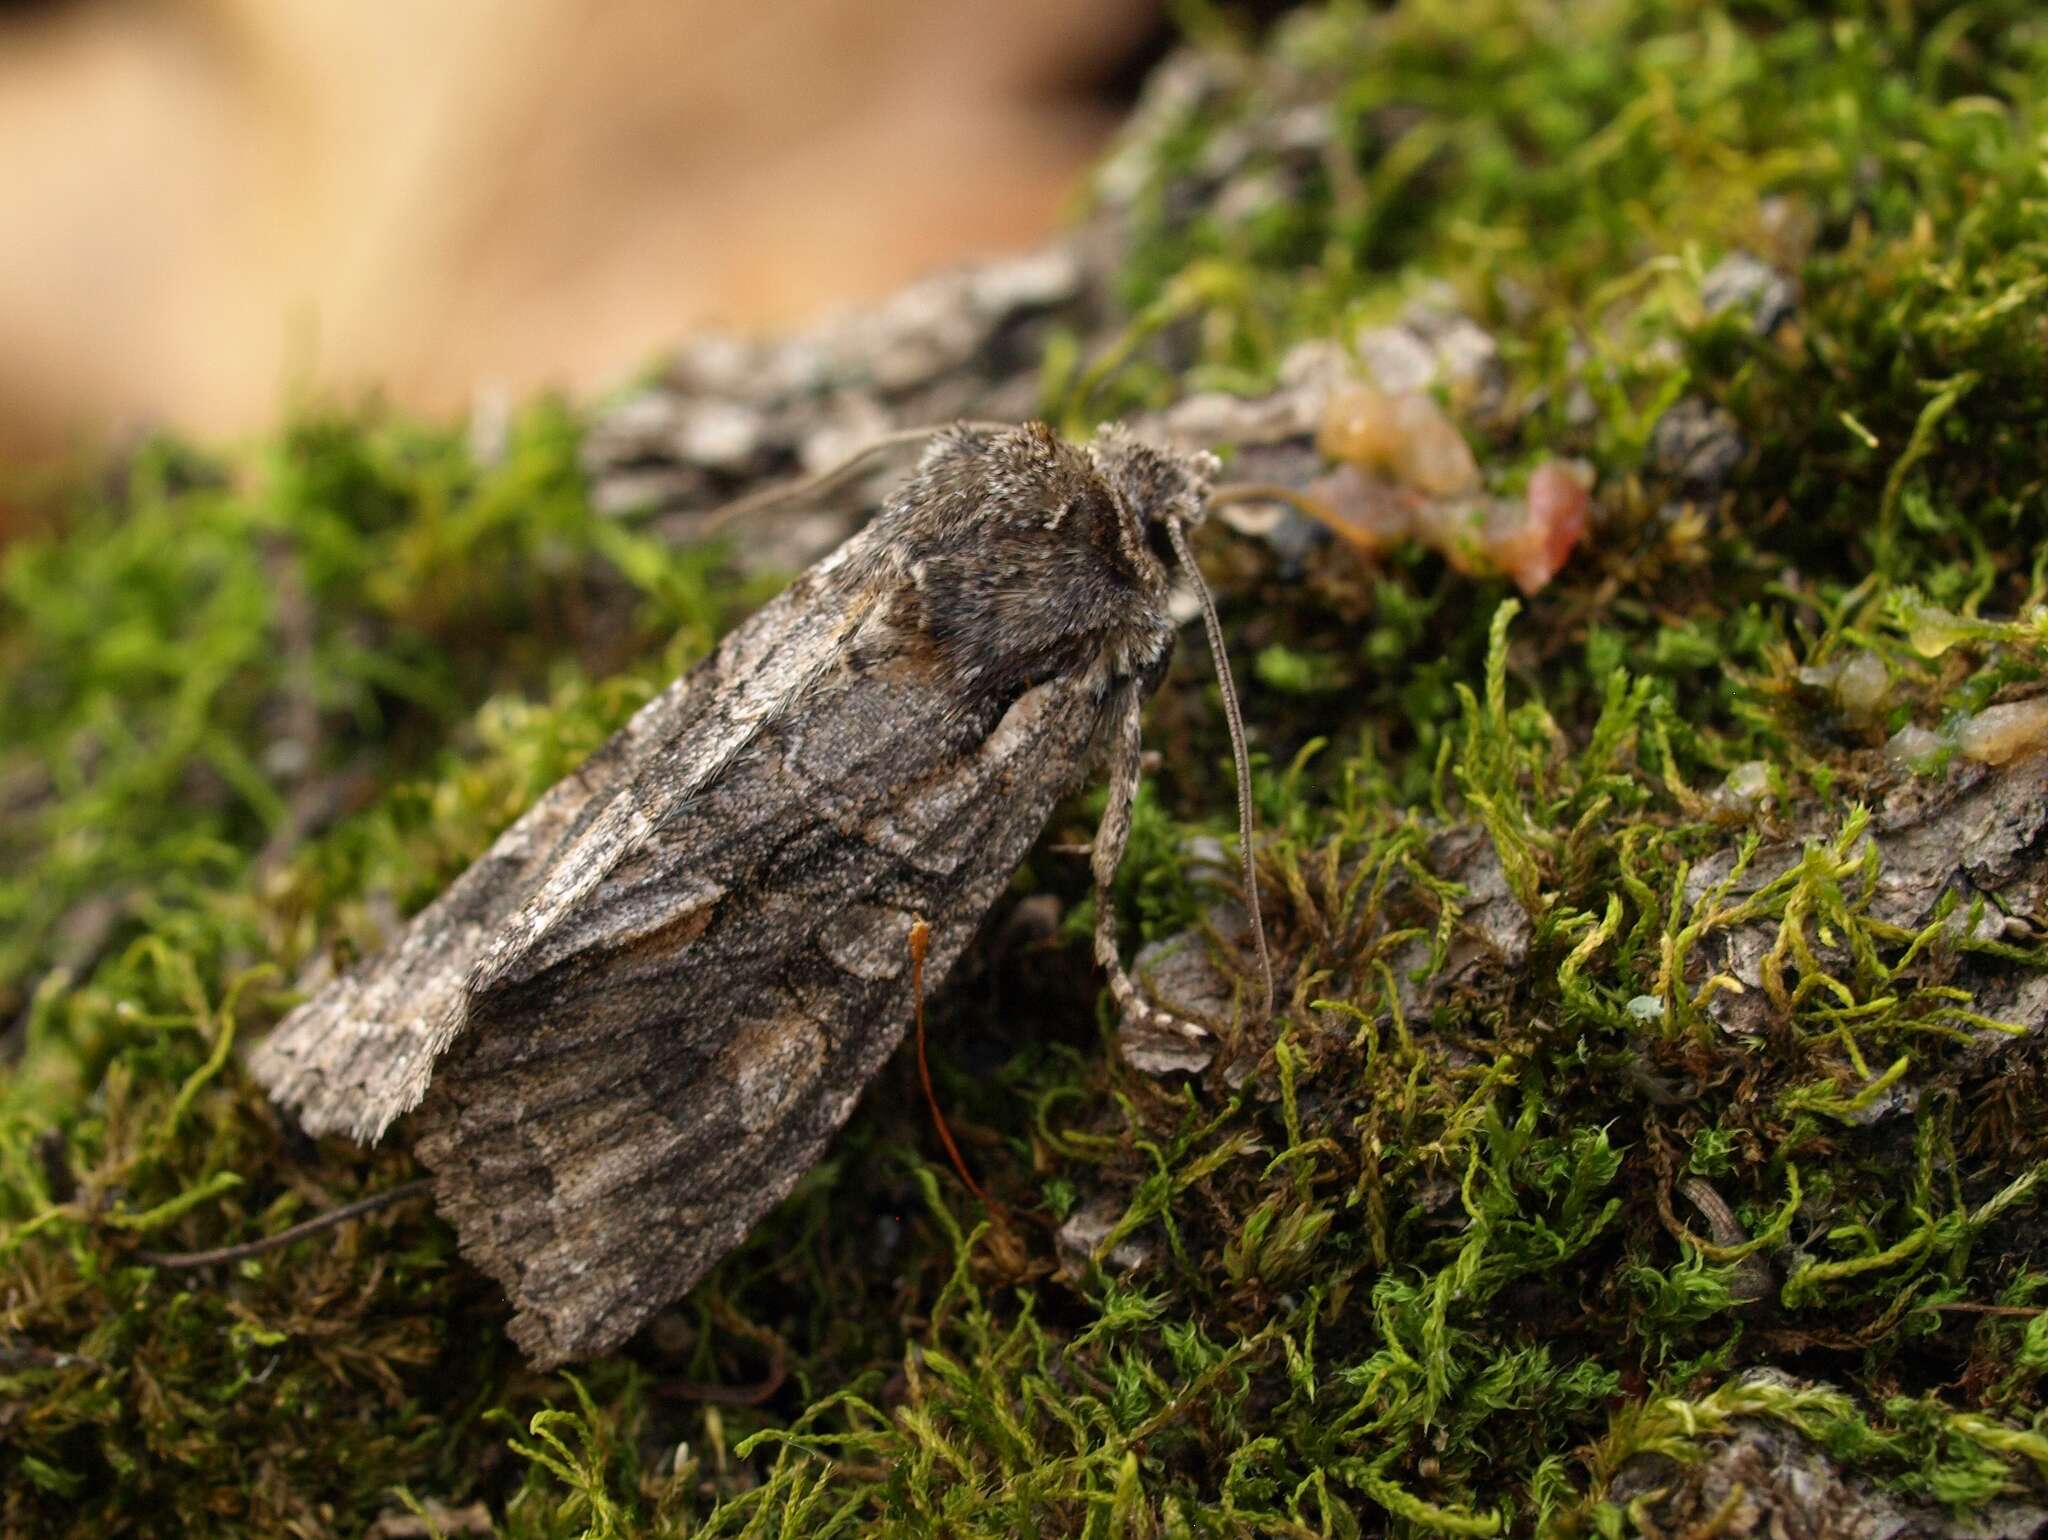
0 0 1158 482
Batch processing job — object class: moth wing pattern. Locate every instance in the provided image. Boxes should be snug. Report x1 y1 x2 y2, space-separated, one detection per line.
252 421 1218 1368
413 646 1110 1365
250 526 887 1142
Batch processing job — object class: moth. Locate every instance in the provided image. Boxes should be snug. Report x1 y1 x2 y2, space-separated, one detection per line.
250 421 1269 1367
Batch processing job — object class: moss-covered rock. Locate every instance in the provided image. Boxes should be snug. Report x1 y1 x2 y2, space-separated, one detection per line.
5 4 2048 1535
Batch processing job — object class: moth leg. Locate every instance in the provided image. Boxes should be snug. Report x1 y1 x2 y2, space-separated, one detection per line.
1091 686 1205 1039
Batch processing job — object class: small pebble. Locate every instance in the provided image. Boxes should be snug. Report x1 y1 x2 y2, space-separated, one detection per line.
1833 652 1889 717
1957 697 2048 766
1701 251 1798 335
1495 462 1592 595
1885 723 1943 767
1318 382 1481 497
1717 760 1772 811
671 398 766 472
1355 325 1439 396
1799 651 1888 720
1650 398 1746 489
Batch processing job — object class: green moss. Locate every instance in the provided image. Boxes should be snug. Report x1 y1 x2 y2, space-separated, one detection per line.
6 3 2048 1536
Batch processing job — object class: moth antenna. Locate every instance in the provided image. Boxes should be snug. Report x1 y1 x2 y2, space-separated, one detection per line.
1167 518 1275 1018
1208 480 1343 528
703 420 1019 533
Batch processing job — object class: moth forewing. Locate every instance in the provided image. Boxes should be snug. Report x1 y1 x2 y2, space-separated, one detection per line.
249 421 1242 1367
246 518 890 1143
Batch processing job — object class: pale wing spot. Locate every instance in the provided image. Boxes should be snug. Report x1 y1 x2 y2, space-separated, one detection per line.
603 876 726 965
721 1016 828 1134
983 680 1056 757
823 1087 863 1128
552 1111 689 1210
817 903 919 980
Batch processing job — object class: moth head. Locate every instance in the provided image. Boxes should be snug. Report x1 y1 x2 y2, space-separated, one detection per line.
1086 425 1220 565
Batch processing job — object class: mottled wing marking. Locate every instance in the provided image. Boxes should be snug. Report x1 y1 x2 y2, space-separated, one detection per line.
248 421 1217 1371
465 537 888 993
247 677 691 1141
248 527 886 1141
817 903 919 980
412 657 1110 1366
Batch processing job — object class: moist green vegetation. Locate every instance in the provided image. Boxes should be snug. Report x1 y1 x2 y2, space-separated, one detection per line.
5 2 2048 1535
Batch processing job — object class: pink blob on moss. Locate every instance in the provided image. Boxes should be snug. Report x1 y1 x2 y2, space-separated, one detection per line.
1497 461 1591 594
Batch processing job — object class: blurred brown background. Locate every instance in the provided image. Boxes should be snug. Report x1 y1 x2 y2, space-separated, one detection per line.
0 0 1170 476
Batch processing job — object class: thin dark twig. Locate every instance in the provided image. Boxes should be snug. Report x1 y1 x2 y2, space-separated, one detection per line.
133 1178 435 1269
1928 1302 2045 1318
655 1341 790 1407
1169 517 1275 1017
908 919 1006 1223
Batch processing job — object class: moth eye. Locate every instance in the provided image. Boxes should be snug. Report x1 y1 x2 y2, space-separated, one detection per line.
1145 515 1177 567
